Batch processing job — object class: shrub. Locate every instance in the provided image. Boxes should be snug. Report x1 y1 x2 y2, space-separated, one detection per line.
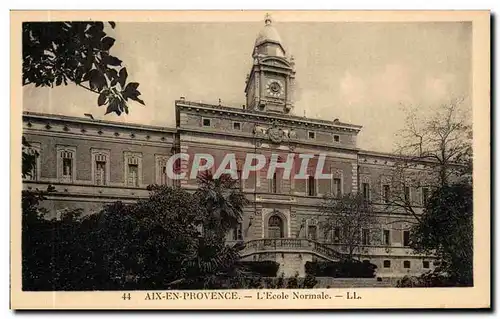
238 261 280 277
305 260 377 278
397 271 454 287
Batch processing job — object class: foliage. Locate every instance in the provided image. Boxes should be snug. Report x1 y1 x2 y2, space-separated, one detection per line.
22 177 250 290
23 21 144 115
320 193 377 260
238 261 280 277
397 270 454 287
195 171 249 237
305 260 377 278
410 183 473 286
261 273 317 289
22 137 37 179
397 97 472 186
372 98 472 227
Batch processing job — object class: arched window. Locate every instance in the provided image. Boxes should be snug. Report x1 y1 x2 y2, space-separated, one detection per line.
268 215 284 238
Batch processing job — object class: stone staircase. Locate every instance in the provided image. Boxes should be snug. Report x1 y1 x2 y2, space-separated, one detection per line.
240 238 345 262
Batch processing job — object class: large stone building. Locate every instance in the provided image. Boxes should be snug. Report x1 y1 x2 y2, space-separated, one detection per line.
22 16 435 278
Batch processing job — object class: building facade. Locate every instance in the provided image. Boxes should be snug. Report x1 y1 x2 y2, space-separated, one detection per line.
22 16 435 278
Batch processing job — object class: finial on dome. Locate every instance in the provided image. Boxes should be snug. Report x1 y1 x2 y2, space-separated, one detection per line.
264 13 272 25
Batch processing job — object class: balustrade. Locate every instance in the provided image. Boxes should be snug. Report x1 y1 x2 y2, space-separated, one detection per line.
240 238 343 260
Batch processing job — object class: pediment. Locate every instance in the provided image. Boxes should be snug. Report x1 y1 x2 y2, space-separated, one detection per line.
260 57 292 69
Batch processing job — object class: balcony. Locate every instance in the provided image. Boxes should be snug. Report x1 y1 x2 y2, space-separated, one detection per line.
240 238 344 262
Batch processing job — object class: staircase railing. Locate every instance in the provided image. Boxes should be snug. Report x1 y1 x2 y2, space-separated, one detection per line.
240 238 344 261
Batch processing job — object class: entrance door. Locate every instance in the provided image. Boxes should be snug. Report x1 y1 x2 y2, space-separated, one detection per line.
268 215 284 238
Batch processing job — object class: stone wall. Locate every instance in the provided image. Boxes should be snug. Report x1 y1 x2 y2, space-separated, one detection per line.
315 277 400 288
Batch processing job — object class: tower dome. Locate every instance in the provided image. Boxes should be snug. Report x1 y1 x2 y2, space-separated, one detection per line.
253 14 286 57
255 14 282 46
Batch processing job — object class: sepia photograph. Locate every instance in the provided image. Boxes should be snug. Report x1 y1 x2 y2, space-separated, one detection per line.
10 10 490 309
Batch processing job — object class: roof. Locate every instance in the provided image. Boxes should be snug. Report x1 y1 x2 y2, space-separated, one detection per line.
255 15 283 47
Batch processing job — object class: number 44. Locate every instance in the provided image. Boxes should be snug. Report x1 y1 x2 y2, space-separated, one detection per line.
122 293 131 300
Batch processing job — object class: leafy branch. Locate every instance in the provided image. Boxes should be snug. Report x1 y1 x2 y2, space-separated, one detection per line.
23 21 145 116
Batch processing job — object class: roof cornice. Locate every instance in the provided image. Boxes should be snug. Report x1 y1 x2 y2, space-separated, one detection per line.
175 100 363 133
23 111 176 134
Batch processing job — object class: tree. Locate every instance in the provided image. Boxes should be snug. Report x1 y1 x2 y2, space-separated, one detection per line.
23 21 144 115
320 193 377 260
410 183 473 286
21 136 37 179
375 98 472 225
396 97 471 187
22 177 252 290
195 171 249 239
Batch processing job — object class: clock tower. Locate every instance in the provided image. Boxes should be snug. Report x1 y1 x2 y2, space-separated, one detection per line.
244 14 296 114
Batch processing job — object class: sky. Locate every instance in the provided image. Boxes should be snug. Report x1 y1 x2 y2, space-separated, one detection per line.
23 20 472 153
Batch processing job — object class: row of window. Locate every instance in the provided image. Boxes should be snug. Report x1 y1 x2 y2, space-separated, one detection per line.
201 118 341 143
24 146 181 187
317 227 411 247
24 146 428 204
376 260 430 269
268 173 342 197
361 182 430 206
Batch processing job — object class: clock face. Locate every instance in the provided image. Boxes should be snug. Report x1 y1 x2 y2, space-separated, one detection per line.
266 80 284 98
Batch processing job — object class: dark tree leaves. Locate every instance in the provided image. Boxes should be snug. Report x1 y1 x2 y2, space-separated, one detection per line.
101 37 115 51
22 136 37 179
22 181 250 290
22 21 145 116
123 82 145 105
118 68 127 88
97 92 107 106
410 183 473 286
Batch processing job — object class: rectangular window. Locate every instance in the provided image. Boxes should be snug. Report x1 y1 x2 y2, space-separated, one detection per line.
232 223 243 241
332 178 342 197
125 152 142 187
28 155 38 181
128 164 139 187
383 229 391 246
422 187 429 206
362 183 370 200
174 157 181 172
95 160 106 186
382 184 390 203
422 261 430 269
92 151 110 186
237 169 243 190
155 155 170 186
202 118 211 127
362 228 370 245
63 158 72 177
233 122 241 131
160 165 168 185
403 230 410 247
383 260 391 268
333 135 340 142
307 176 316 196
270 172 278 193
308 225 317 241
333 227 341 243
25 147 40 181
308 131 316 139
404 261 411 269
60 150 74 182
404 186 411 202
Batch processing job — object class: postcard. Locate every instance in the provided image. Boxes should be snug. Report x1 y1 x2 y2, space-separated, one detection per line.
10 10 490 309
